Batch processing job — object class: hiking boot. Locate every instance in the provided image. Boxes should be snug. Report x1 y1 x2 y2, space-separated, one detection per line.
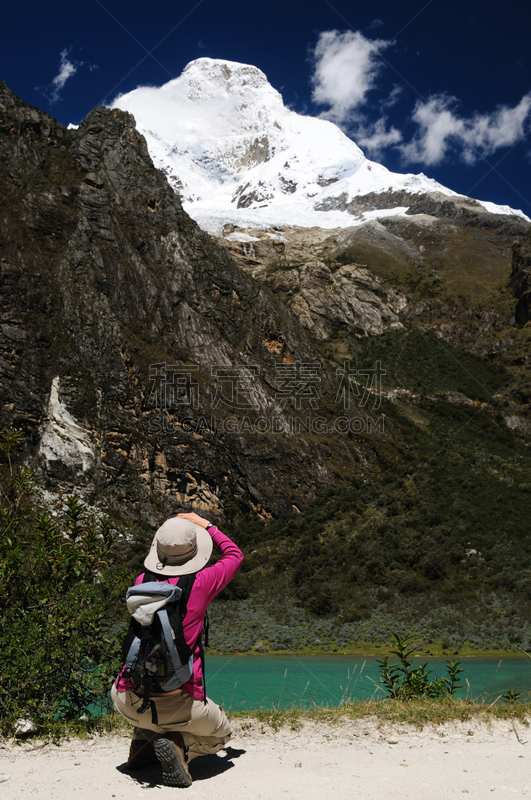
153 732 192 788
127 737 158 770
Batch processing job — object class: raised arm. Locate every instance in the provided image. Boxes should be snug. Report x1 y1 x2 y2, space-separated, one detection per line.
176 512 243 599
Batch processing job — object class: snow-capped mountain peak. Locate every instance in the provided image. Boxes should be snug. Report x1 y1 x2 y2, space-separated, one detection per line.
111 58 528 233
180 58 282 113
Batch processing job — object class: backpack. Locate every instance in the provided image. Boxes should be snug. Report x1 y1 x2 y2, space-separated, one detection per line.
121 571 208 721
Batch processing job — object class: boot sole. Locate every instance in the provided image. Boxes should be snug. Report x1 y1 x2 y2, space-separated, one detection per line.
153 737 192 787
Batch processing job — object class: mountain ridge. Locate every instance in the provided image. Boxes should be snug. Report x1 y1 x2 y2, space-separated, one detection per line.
111 57 529 235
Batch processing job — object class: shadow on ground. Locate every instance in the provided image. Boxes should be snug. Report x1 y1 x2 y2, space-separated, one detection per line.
117 746 246 787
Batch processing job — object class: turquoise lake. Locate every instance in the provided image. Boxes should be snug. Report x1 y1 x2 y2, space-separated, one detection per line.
205 654 531 711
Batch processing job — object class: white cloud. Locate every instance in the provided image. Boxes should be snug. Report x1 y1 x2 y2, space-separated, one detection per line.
309 31 531 169
45 49 79 103
381 85 402 110
310 30 392 124
401 93 531 165
357 117 402 156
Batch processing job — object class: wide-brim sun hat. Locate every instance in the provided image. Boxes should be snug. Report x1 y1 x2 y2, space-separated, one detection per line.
144 517 213 576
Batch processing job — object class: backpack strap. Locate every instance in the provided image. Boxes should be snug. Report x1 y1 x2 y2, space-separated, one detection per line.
166 573 196 667
172 574 209 703
141 570 159 583
121 618 140 663
197 619 208 704
174 573 196 605
175 575 209 703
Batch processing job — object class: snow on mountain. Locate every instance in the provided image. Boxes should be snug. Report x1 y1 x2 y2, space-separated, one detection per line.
111 58 529 234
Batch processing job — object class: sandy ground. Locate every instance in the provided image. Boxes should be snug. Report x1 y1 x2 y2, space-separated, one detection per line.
1 716 529 800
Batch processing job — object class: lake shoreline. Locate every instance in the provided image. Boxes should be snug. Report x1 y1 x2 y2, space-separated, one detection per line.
209 644 528 659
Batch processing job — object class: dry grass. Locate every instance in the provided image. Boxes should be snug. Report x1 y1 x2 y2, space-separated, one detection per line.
3 700 529 742
229 699 531 732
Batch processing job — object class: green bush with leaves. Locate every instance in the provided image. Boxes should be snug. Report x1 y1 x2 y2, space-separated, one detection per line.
502 690 521 705
0 430 124 731
377 634 464 699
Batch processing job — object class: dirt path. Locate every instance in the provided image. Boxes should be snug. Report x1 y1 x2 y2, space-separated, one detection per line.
1 717 529 799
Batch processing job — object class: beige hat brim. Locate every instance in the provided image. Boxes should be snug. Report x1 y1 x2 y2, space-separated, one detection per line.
144 520 213 576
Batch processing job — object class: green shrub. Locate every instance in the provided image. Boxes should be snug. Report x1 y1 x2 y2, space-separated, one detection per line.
377 634 464 699
0 431 124 732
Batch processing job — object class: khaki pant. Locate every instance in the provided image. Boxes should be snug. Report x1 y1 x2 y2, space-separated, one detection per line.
111 685 232 762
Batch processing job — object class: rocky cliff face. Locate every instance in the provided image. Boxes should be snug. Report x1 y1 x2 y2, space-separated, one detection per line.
0 80 372 522
217 201 531 428
220 227 406 338
218 202 529 347
512 229 531 324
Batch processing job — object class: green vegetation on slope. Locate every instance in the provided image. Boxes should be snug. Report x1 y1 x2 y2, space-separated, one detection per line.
322 327 509 399
218 326 531 655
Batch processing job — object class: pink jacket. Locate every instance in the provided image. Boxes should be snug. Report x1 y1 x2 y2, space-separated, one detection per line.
115 525 243 699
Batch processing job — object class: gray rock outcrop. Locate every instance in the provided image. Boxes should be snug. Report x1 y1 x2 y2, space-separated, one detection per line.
267 260 405 339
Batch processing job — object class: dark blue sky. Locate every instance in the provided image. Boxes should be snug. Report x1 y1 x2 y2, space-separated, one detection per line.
1 0 530 214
